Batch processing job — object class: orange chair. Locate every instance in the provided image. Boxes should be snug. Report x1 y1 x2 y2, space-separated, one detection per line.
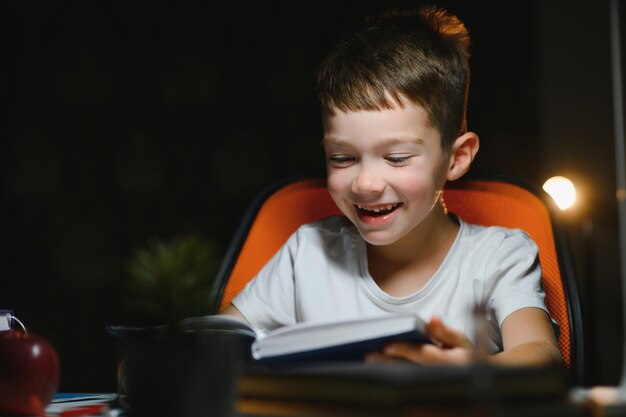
209 174 585 384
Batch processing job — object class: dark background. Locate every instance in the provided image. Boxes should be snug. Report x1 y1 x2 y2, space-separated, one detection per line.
2 0 622 390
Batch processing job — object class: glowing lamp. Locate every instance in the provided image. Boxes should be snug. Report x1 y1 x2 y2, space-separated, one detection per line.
542 176 576 211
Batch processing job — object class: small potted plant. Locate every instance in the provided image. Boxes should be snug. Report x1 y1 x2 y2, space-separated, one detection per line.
111 235 248 417
122 234 220 327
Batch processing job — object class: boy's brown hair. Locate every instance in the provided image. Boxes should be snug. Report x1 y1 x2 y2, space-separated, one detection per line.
316 5 471 149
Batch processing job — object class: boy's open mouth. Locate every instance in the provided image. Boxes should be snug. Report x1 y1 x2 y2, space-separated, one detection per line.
355 203 402 217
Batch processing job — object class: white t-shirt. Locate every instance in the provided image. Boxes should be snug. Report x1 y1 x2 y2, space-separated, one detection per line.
232 215 549 353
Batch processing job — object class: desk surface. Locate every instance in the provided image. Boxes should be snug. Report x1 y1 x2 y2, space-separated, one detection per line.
52 377 626 417
237 398 589 417
48 392 597 417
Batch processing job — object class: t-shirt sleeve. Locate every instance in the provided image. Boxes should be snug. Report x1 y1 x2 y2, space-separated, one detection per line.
485 230 550 328
231 230 300 332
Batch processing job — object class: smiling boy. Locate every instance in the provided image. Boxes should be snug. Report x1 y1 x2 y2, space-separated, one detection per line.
223 6 561 366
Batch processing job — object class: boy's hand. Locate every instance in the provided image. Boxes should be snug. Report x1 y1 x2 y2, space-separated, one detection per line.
365 309 562 366
365 316 474 364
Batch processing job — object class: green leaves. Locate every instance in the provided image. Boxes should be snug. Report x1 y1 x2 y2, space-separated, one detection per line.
124 235 220 326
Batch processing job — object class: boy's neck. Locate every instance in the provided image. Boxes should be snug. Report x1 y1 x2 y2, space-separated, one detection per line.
365 208 460 295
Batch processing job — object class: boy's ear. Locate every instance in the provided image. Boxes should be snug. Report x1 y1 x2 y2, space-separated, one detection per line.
446 131 480 181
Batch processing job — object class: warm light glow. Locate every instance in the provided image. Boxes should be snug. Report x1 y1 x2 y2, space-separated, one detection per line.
543 176 576 211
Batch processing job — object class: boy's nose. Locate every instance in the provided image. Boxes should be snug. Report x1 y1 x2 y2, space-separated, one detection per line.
351 166 385 195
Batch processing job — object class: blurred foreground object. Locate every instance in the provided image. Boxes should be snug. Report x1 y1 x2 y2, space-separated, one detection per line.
108 316 252 417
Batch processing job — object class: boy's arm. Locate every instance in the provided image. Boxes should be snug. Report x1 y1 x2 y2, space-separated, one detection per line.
367 307 562 366
490 307 562 366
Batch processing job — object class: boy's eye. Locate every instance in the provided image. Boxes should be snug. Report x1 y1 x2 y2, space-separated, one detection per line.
385 155 412 165
328 155 355 165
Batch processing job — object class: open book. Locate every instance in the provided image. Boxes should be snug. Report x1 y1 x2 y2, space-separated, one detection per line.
180 314 432 363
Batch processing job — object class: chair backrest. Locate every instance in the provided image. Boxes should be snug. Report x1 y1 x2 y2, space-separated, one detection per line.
210 175 584 383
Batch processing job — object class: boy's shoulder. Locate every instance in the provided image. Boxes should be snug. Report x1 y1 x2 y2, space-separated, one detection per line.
457 218 538 252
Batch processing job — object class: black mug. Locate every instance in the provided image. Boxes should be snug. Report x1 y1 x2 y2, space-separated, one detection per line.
118 326 252 417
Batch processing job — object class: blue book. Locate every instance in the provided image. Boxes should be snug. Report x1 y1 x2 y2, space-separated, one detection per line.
247 314 431 363
46 393 118 415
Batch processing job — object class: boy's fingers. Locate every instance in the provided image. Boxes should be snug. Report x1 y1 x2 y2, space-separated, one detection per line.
426 316 472 349
383 342 425 362
374 318 475 364
384 342 472 364
364 351 404 363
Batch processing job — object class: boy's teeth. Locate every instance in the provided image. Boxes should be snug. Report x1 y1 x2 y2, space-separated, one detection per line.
357 203 398 212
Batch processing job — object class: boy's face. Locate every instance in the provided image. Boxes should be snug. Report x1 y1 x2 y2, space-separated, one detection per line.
322 100 451 246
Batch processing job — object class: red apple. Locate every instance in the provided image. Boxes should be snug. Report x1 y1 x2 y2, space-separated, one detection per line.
0 330 61 416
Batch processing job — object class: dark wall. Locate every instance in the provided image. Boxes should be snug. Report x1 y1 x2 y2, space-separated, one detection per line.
2 0 620 390
534 0 620 388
